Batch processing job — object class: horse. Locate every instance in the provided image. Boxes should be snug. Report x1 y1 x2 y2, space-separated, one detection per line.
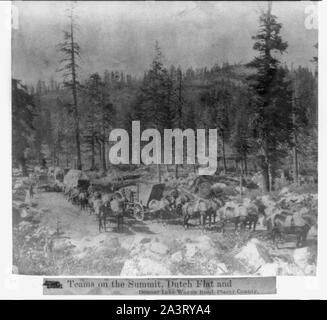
98 201 112 232
242 200 260 231
182 198 221 231
216 202 248 233
87 191 100 215
68 187 79 205
267 212 315 247
78 191 89 211
175 194 191 216
148 197 171 221
110 195 125 232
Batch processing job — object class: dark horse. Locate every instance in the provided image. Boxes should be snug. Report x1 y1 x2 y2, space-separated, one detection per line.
110 195 125 232
267 213 314 247
98 202 111 233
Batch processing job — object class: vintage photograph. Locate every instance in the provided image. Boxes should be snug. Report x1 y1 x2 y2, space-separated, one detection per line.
12 1 318 276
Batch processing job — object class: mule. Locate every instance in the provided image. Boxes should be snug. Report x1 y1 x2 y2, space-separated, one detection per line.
217 204 247 233
182 198 221 231
268 213 314 247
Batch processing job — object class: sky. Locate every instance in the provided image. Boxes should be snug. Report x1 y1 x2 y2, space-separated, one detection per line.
12 1 318 86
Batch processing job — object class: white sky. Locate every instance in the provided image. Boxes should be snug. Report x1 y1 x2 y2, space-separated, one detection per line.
12 1 318 85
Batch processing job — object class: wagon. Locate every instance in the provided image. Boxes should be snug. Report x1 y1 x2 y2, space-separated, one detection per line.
36 173 50 191
115 182 166 221
63 169 90 191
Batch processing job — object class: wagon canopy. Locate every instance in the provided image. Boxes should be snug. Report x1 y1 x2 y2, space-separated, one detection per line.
63 169 90 189
54 167 64 182
138 183 165 207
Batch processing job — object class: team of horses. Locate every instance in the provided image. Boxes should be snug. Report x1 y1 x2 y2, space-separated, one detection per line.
62 184 315 247
64 185 126 232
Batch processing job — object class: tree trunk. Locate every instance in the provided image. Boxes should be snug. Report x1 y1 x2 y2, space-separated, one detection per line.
243 153 248 176
221 131 227 173
101 140 106 172
259 152 270 193
157 164 161 182
98 143 102 170
262 167 269 193
268 162 274 192
70 17 82 170
19 155 28 177
91 134 95 170
292 81 299 185
175 164 178 179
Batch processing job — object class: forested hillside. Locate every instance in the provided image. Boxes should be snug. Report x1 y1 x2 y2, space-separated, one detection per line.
12 5 318 192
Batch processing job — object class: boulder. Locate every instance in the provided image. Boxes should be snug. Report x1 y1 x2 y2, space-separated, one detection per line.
171 251 183 263
20 208 31 219
120 258 171 276
184 243 198 261
258 262 279 276
235 238 272 271
211 183 227 195
293 247 310 270
280 187 290 195
214 263 228 275
52 238 75 252
12 265 19 274
150 241 169 255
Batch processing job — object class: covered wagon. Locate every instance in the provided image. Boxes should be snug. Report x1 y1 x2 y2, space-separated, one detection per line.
63 169 90 191
115 182 166 221
54 167 65 182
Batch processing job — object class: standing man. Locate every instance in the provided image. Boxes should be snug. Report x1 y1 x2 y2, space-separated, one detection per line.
29 182 35 199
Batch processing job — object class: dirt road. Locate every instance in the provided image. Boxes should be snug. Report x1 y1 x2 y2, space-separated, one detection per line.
36 191 219 247
32 191 317 276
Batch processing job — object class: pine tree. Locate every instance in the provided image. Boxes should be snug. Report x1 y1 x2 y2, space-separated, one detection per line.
12 79 35 176
138 41 173 181
247 2 293 191
57 3 83 170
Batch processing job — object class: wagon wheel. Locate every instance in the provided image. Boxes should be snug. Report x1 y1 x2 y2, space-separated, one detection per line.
133 202 145 221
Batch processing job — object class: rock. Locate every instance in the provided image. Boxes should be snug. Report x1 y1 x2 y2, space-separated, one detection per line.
304 265 316 275
214 263 228 275
120 258 171 276
235 238 272 270
18 220 32 231
280 187 290 195
103 236 119 247
293 247 310 270
258 262 279 276
150 241 169 255
184 243 197 261
12 265 19 274
194 235 217 256
211 183 227 195
171 251 183 263
13 182 24 190
235 186 249 194
52 238 74 252
308 226 317 238
120 237 137 251
12 201 26 208
29 208 44 221
20 208 30 219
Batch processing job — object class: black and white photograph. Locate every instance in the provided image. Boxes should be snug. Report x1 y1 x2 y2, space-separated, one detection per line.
10 0 319 282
